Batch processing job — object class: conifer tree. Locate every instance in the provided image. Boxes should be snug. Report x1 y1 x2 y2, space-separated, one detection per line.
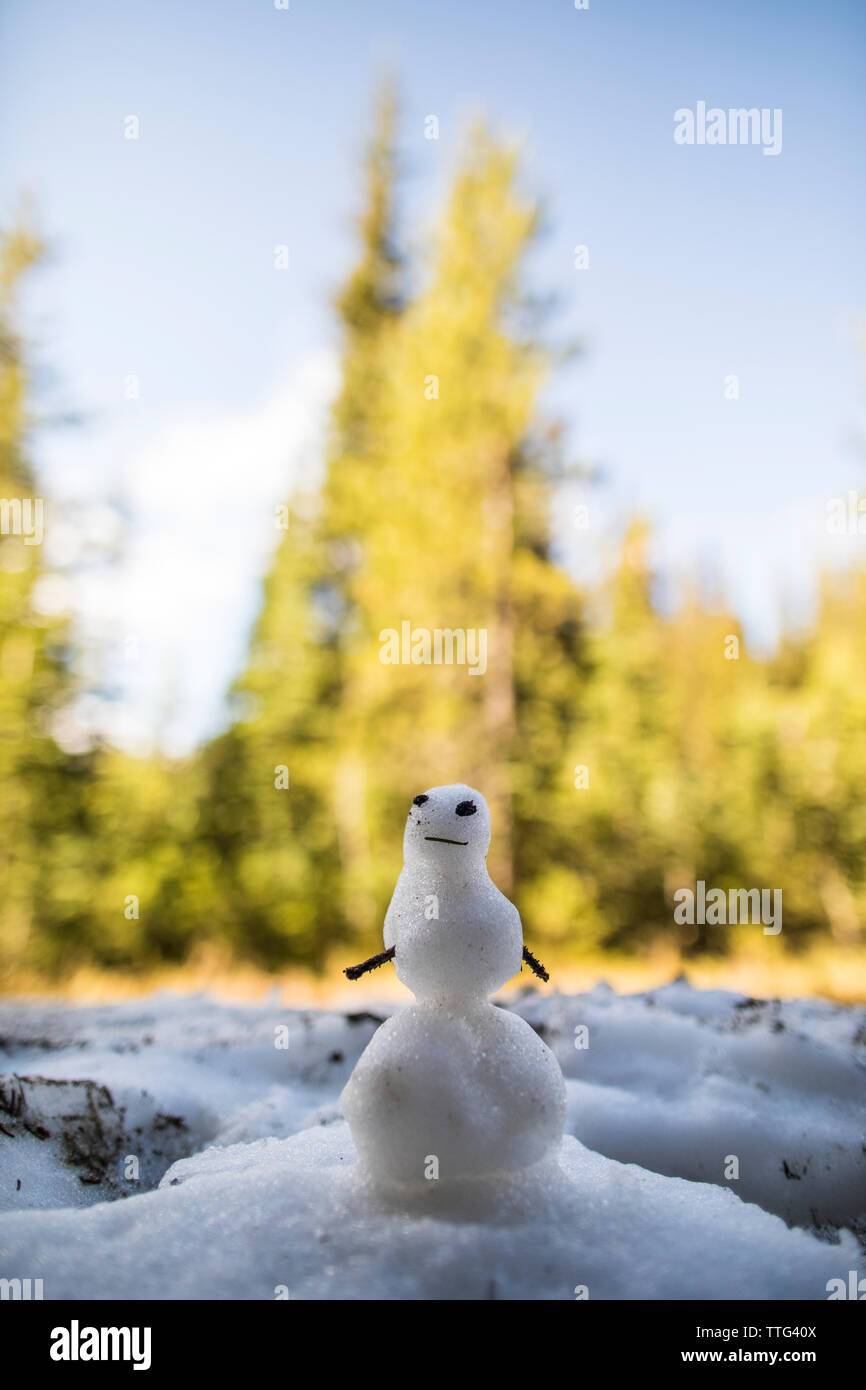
194 82 404 965
318 123 587 938
0 226 80 972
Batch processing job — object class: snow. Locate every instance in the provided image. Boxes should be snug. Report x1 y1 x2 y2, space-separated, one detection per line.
384 784 523 1003
343 1000 566 1182
523 981 866 1230
1 980 864 1299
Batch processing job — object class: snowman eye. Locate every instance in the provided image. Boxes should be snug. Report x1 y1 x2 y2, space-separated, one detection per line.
455 800 477 817
412 794 429 806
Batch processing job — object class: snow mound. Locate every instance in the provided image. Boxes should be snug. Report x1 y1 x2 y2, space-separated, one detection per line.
0 993 384 1208
512 982 866 1230
0 1073 191 1211
0 980 864 1299
1 1121 859 1300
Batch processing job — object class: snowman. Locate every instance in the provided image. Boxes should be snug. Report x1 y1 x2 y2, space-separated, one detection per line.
341 784 566 1185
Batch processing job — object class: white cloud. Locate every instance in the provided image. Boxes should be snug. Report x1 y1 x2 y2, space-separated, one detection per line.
88 351 339 754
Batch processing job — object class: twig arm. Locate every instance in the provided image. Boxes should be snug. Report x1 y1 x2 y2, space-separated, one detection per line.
522 944 550 983
344 945 396 981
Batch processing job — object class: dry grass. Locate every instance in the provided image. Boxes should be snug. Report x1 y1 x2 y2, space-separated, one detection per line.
2 941 864 1008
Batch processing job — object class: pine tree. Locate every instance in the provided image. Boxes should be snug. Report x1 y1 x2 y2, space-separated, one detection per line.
320 123 587 945
0 225 80 973
199 112 590 970
193 82 405 966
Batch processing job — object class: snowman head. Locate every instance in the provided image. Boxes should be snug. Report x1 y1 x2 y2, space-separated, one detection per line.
403 783 491 876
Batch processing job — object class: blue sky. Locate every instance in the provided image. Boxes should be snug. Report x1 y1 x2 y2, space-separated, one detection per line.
1 0 865 750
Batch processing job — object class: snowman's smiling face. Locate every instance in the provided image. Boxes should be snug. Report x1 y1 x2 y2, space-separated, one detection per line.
403 783 491 874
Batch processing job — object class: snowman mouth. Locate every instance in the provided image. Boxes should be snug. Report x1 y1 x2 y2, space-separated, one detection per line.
424 836 468 846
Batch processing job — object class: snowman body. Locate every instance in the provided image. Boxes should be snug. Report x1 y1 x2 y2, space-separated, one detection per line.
341 784 566 1184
